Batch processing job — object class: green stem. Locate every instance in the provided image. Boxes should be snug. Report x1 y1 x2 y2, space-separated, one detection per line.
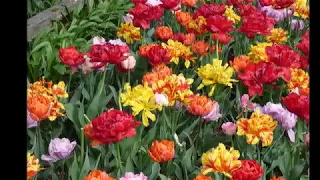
98 65 107 96
36 125 42 157
257 143 261 164
230 136 234 148
84 114 91 124
119 88 123 111
80 128 85 166
67 72 73 94
245 95 256 118
116 143 123 174
215 39 219 59
128 71 131 84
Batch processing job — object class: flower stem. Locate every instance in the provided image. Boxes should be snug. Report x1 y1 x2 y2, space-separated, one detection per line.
98 65 107 96
116 143 123 174
36 125 42 157
67 72 73 95
257 143 261 164
84 114 91 124
128 71 131 84
119 88 123 111
80 128 85 166
215 39 219 59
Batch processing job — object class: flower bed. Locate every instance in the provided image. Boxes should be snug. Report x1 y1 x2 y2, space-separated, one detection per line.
27 0 309 179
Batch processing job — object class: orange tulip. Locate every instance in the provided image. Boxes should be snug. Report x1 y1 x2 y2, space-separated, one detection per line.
182 0 198 7
84 170 116 180
270 176 284 180
230 55 250 73
155 26 174 42
187 95 215 116
148 140 175 162
192 41 210 56
194 174 212 180
139 44 158 58
27 92 53 121
175 11 192 26
184 33 196 46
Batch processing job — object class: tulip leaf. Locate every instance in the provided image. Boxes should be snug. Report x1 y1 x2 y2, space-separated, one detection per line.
149 162 161 180
181 146 195 172
290 162 305 180
173 162 184 180
142 123 158 145
79 148 91 180
69 154 79 180
178 118 199 142
125 156 134 172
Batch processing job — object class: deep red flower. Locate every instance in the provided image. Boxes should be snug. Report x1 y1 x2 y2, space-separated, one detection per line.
146 45 171 66
266 44 302 69
131 0 147 4
239 11 275 38
259 0 295 9
282 93 309 124
172 33 186 43
160 0 180 9
227 0 253 7
86 109 141 145
193 3 226 18
231 160 263 180
237 62 290 96
59 46 85 70
87 45 110 68
236 4 260 17
130 3 164 29
296 30 309 57
259 0 273 6
205 15 235 34
104 43 129 65
211 33 232 44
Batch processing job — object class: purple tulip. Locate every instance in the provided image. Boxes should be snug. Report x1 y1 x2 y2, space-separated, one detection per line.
202 102 222 122
290 19 305 31
259 102 297 143
27 109 39 128
41 138 77 162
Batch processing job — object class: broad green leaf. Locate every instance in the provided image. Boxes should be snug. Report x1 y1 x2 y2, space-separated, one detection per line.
82 88 91 101
290 162 305 180
173 162 183 180
69 154 79 180
181 146 195 172
125 156 134 172
178 119 199 142
79 148 91 180
149 162 161 180
64 103 80 127
142 123 158 145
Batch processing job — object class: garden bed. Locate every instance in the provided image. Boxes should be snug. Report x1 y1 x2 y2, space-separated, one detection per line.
27 0 310 180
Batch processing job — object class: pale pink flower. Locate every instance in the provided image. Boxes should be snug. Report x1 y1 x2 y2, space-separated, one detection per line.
146 0 162 6
123 13 134 23
240 94 256 111
92 36 106 45
108 38 127 46
121 56 136 70
81 55 104 74
27 109 39 128
202 102 222 121
221 122 237 136
155 93 169 106
120 172 148 180
305 133 309 146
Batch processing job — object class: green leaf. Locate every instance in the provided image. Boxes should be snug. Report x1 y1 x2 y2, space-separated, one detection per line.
69 154 79 180
279 152 291 180
125 156 134 172
290 162 305 180
82 88 91 101
64 103 80 127
79 148 91 180
78 102 86 127
142 123 158 145
159 174 170 180
149 162 160 180
266 156 281 174
109 85 119 106
70 83 83 103
181 146 195 172
173 162 184 180
147 27 155 37
178 118 199 142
